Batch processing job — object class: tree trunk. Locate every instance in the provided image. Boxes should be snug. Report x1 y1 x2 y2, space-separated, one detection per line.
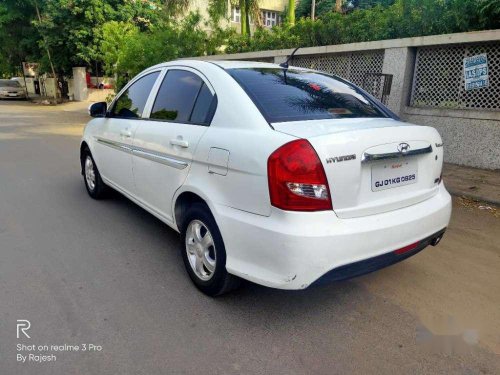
311 0 316 20
240 0 247 35
34 0 59 101
336 0 343 13
245 0 251 37
288 0 295 25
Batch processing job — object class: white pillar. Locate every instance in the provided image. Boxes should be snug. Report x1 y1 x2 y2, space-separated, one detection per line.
382 47 415 116
72 67 88 101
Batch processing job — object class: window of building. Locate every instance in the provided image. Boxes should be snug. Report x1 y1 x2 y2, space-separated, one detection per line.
231 7 241 23
262 10 280 27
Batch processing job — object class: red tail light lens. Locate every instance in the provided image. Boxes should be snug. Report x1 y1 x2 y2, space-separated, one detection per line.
268 139 332 211
394 242 419 255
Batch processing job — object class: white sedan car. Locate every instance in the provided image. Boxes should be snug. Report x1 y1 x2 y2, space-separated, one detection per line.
0 79 27 99
81 60 451 296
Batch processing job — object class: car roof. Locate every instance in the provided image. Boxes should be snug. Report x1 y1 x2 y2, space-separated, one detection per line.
208 60 280 69
146 59 309 72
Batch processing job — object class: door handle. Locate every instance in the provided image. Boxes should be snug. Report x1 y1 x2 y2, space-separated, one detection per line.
170 138 189 148
120 129 132 138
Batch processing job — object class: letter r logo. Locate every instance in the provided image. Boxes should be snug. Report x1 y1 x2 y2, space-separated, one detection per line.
17 320 31 339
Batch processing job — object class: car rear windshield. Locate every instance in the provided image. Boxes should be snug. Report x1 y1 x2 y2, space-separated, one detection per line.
227 68 386 123
0 80 21 87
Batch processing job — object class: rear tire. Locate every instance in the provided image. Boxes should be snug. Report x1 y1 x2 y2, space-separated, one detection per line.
82 147 108 199
180 202 240 296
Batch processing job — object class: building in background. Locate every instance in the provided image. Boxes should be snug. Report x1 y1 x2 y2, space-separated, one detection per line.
187 0 287 33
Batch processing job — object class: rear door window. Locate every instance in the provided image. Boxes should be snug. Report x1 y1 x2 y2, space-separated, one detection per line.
228 68 386 123
150 69 216 125
111 72 160 118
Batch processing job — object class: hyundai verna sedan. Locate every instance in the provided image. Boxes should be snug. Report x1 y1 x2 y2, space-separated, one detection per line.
81 60 452 296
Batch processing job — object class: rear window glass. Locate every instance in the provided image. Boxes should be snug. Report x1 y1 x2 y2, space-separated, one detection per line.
228 68 386 123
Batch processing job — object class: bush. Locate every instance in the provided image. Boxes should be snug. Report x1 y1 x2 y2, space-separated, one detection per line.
101 12 227 89
227 0 497 53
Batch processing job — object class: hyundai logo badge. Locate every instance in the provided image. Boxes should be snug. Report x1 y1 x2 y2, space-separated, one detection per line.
398 142 410 153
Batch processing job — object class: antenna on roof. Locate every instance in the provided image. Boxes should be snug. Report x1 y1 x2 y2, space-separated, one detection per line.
279 47 300 69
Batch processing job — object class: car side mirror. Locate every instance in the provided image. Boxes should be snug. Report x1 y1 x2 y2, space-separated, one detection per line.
88 102 107 118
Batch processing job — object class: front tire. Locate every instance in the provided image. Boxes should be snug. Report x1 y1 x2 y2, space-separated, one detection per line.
180 203 240 296
82 147 108 199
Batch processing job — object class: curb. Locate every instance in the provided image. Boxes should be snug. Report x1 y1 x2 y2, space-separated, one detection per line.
447 188 500 207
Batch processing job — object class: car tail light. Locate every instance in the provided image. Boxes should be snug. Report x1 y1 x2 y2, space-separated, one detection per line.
268 139 332 211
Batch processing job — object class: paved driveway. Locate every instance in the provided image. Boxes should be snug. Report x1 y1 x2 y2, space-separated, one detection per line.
1 100 499 374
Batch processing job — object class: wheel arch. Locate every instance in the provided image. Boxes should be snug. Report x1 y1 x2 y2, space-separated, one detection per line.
174 190 211 232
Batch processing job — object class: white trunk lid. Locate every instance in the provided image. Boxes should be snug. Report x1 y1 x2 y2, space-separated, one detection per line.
273 118 444 218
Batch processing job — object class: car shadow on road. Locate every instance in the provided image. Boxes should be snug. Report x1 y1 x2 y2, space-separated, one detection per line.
99 185 371 310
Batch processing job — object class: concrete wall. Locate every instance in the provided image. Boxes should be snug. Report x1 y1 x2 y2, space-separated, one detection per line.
69 70 115 102
24 78 36 95
402 111 500 169
87 89 114 103
89 76 115 87
194 30 500 170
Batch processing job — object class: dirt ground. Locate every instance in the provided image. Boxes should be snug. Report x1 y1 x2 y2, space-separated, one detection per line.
443 163 500 205
359 196 500 356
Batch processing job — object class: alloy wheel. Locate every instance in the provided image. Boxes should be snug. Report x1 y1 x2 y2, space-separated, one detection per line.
185 220 216 281
84 156 96 191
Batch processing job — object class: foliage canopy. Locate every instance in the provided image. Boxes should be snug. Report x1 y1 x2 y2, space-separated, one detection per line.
0 0 498 80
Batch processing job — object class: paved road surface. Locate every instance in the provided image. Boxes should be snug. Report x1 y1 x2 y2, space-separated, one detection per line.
1 101 499 374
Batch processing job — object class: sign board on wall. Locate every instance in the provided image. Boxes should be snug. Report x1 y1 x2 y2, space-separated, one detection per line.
22 62 39 78
463 53 489 91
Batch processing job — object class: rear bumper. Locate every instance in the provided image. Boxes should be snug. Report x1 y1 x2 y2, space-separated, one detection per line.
313 228 445 286
213 183 452 290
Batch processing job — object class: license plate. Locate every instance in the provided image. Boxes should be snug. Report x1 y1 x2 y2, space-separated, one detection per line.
8 93 18 97
371 159 418 191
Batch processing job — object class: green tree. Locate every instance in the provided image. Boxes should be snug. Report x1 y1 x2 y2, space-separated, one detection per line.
32 0 163 75
100 11 215 89
0 0 40 76
100 21 139 75
296 0 395 18
478 0 500 29
296 0 337 18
